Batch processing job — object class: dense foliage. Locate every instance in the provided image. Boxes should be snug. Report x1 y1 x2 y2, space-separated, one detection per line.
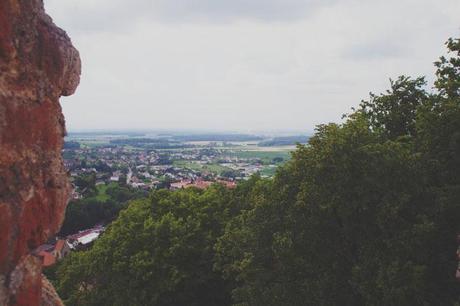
55 184 252 305
59 184 145 236
53 39 460 305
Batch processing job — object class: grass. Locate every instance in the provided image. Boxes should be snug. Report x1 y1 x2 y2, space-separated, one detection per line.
226 150 291 164
94 182 117 201
173 160 232 175
202 163 232 174
81 141 110 147
173 160 202 171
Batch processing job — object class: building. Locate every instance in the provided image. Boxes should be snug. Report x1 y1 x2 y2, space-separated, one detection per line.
67 225 105 250
53 239 71 260
34 244 56 267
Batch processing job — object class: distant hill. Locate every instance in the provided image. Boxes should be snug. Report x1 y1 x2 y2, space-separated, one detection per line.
109 138 190 149
67 131 146 137
258 135 309 146
63 141 81 149
172 134 263 142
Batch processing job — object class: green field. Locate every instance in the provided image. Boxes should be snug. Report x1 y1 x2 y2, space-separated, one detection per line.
173 161 232 175
79 141 110 148
226 150 292 164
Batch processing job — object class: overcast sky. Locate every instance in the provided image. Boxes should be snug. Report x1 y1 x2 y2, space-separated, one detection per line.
45 0 459 133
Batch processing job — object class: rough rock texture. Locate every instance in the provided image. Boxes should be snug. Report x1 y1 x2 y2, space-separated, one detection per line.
41 276 63 306
0 0 81 305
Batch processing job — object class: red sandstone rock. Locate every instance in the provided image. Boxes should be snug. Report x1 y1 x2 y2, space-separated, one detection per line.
41 276 63 306
0 0 80 305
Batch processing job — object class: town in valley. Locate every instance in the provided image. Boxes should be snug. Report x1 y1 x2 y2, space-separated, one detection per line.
35 131 308 266
63 131 307 196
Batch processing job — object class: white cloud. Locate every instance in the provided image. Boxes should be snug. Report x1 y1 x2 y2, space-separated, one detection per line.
45 0 460 132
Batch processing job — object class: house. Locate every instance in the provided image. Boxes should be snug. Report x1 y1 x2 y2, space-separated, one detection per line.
38 251 56 267
34 244 56 267
34 241 70 267
77 232 100 245
53 239 71 260
188 179 213 190
217 180 237 189
170 180 192 190
131 182 146 188
67 225 105 250
70 189 82 199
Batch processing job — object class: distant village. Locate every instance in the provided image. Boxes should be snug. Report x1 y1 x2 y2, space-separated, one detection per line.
36 139 288 267
64 143 280 198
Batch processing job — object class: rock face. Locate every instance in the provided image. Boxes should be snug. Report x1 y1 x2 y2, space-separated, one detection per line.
0 0 81 305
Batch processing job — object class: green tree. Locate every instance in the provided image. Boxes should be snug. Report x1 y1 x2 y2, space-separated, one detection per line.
59 184 143 236
56 186 235 306
434 38 460 99
215 38 460 305
360 75 427 139
74 173 96 193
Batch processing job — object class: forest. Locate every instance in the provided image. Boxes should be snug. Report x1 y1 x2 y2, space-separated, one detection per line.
49 38 460 305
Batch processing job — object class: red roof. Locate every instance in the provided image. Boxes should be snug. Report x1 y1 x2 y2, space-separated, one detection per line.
217 180 237 189
170 180 192 189
38 251 56 267
189 180 213 189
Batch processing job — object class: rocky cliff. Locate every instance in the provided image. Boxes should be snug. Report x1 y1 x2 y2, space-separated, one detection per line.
0 0 80 305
